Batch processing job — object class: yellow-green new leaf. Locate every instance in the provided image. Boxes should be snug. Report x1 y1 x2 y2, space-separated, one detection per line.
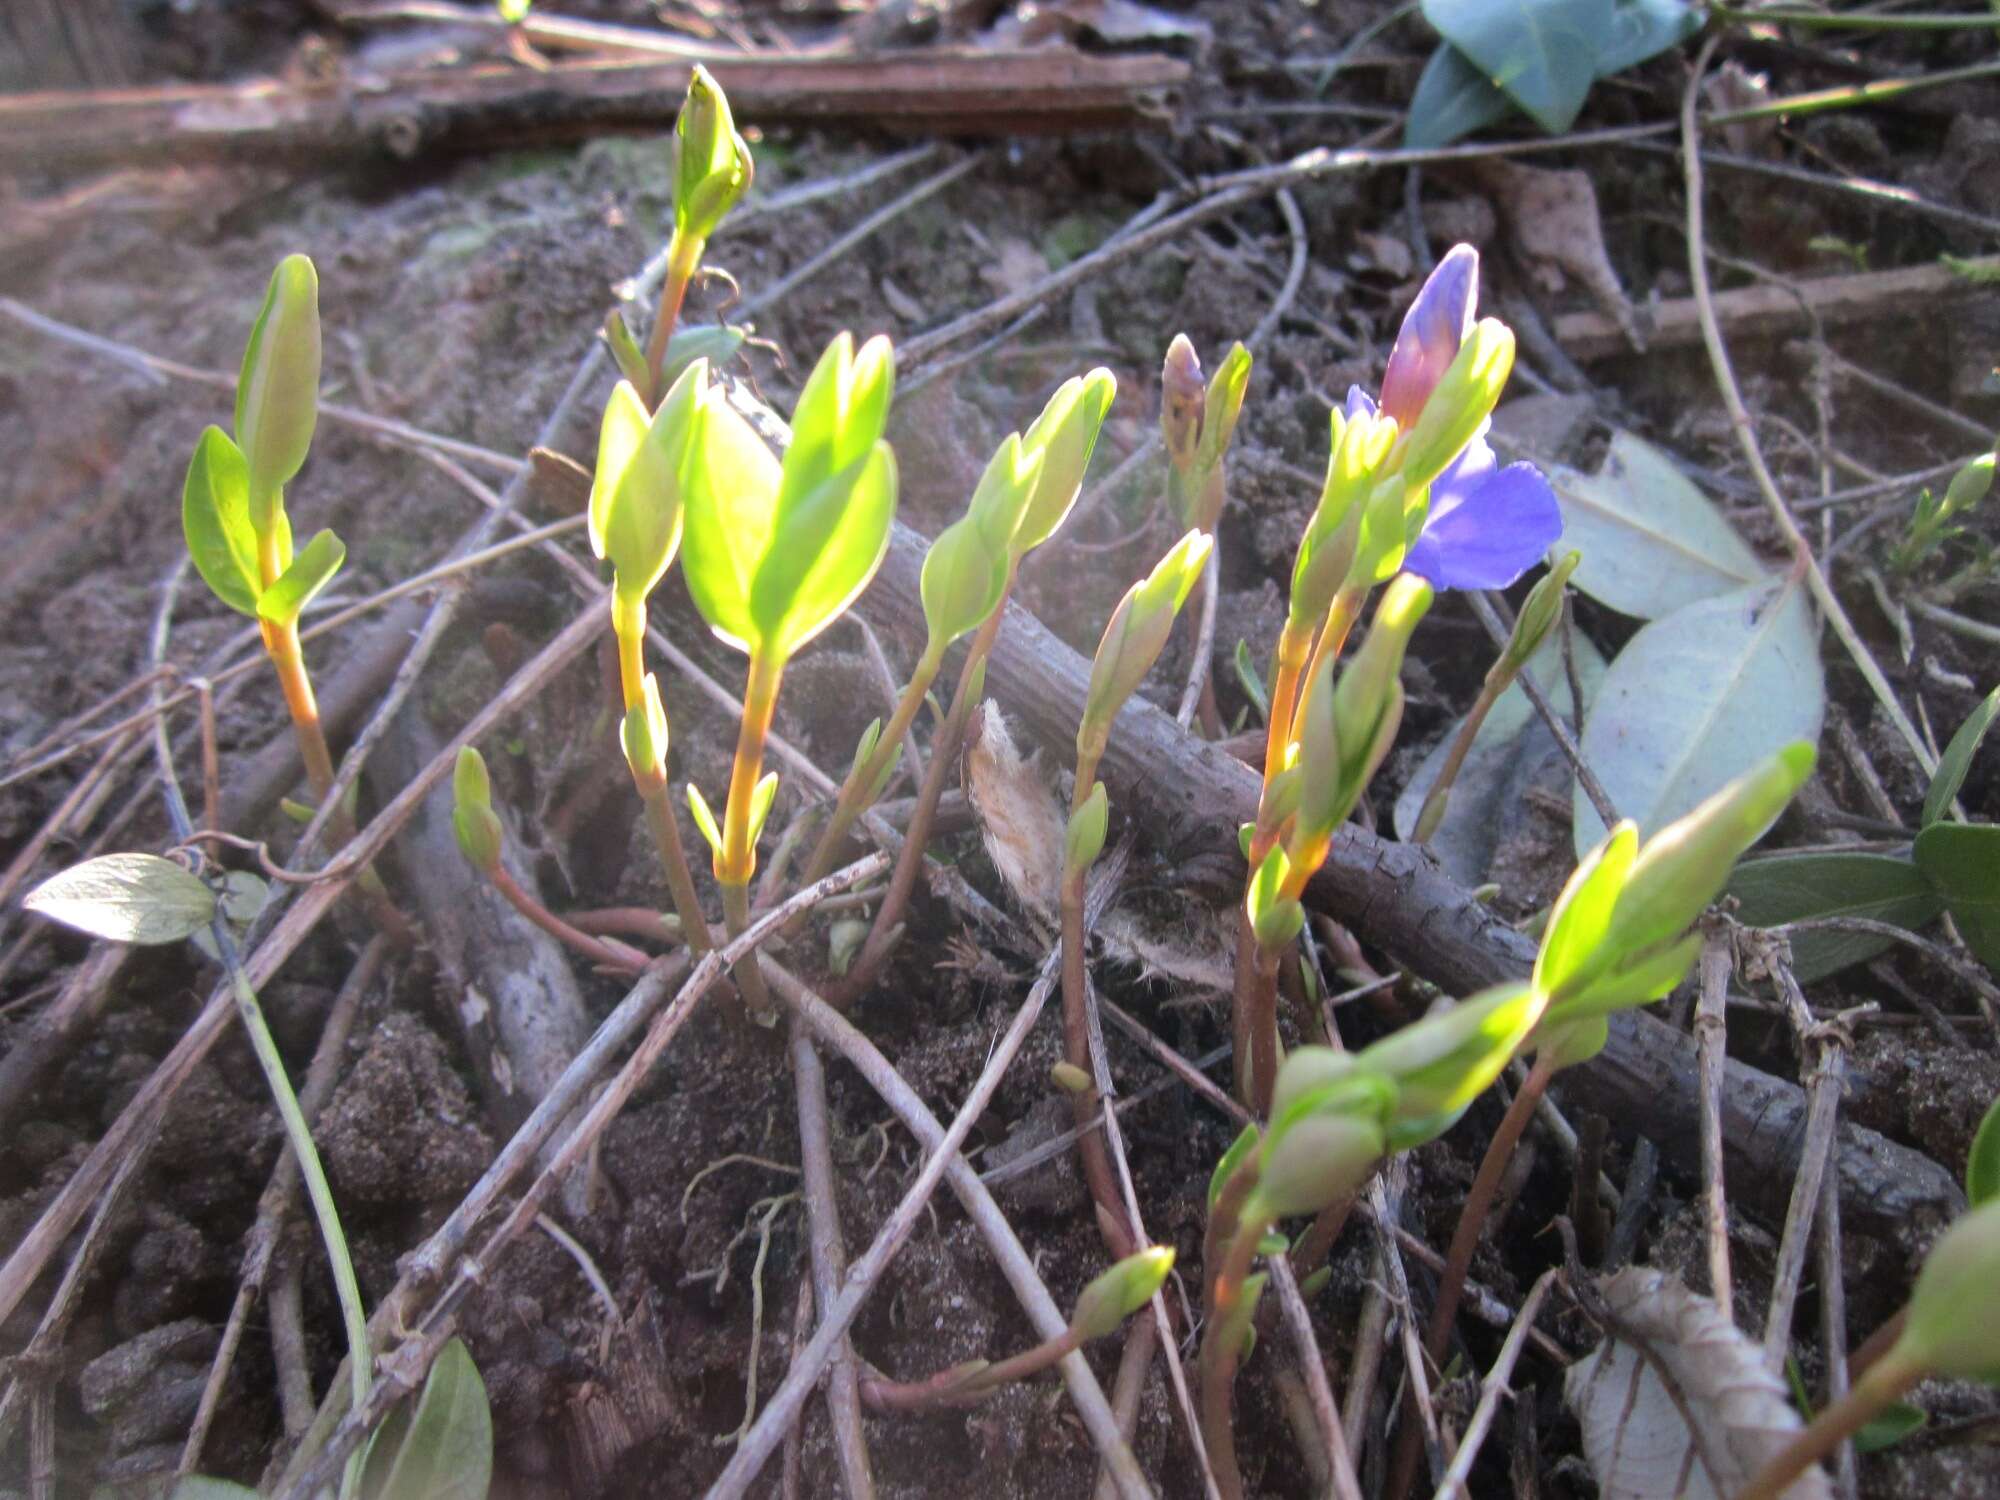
1398 318 1513 492
1014 368 1115 555
183 426 263 616
1065 780 1109 876
588 380 650 561
235 253 321 529
256 529 345 626
686 783 724 857
1535 821 1637 1005
922 433 1041 650
678 389 785 653
604 365 701 605
1070 1248 1175 1341
1357 980 1539 1149
451 748 504 870
1079 528 1212 758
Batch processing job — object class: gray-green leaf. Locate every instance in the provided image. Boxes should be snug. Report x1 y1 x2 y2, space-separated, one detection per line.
359 1337 493 1500
1968 1094 2000 1208
1728 852 1944 982
24 853 217 945
1550 430 1762 620
1575 576 1823 853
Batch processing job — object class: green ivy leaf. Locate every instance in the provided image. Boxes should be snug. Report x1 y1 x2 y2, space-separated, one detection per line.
1404 42 1514 148
1924 683 2000 828
1913 822 2000 969
182 426 263 616
256 528 346 626
358 1337 492 1500
235 253 321 529
1727 852 1945 982
24 853 217 946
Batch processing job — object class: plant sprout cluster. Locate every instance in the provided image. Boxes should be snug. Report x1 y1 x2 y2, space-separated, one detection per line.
24 63 2000 1500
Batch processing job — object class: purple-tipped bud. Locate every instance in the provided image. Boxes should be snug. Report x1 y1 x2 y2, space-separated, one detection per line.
1379 244 1479 428
1162 334 1205 473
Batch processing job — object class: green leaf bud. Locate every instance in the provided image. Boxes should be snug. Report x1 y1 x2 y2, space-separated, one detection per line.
1222 1274 1267 1360
1544 932 1702 1028
1356 981 1539 1150
256 528 345 626
1295 404 1399 624
1348 467 1415 590
1077 528 1213 764
1015 368 1116 557
1288 652 1344 853
1208 1121 1261 1210
183 426 262 617
1161 334 1204 474
1893 1197 2000 1382
1198 343 1253 477
673 64 753 248
922 433 1042 651
1397 318 1514 493
1050 1061 1094 1095
600 364 701 607
1536 1013 1609 1071
1255 1108 1384 1219
620 672 670 786
1269 1045 1361 1126
451 747 504 870
235 253 321 533
1070 1247 1176 1341
1299 572 1430 829
746 770 780 848
827 917 869 977
1499 550 1579 675
1245 845 1297 951
1939 450 1995 525
1065 780 1109 877
1604 741 1816 961
1299 1266 1332 1298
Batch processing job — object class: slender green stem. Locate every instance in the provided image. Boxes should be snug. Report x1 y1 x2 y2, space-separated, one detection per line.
1737 1349 1925 1500
800 639 944 888
227 959 371 1493
1714 4 2000 32
715 650 785 1016
1414 668 1506 844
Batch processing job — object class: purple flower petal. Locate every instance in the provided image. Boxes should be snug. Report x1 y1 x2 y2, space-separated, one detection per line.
1379 244 1479 429
1404 459 1563 591
1343 385 1377 422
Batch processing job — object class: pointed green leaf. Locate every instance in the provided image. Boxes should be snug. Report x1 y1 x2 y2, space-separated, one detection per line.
235 253 321 529
24 853 216 945
687 783 724 856
1070 1247 1175 1340
451 747 504 869
922 434 1039 650
1357 980 1539 1148
605 363 701 604
1079 528 1212 754
1914 822 2000 969
1015 368 1116 555
256 529 345 625
1545 932 1701 1026
183 426 263 616
602 309 650 396
1404 42 1515 148
1898 1197 2000 1382
1209 1122 1261 1210
754 444 898 658
1924 683 2000 828
747 770 780 847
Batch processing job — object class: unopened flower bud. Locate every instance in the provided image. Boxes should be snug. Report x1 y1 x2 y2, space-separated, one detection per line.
1161 334 1205 473
674 64 753 247
1255 1110 1384 1218
1078 529 1212 764
1897 1198 2000 1380
1940 450 1996 524
1499 550 1580 676
1379 244 1479 428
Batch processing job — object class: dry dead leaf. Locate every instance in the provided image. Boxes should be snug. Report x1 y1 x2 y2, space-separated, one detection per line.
981 236 1051 298
1470 158 1642 351
1564 1266 1832 1500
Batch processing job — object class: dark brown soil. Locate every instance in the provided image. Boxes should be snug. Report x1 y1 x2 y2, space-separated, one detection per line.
5 2 2000 1497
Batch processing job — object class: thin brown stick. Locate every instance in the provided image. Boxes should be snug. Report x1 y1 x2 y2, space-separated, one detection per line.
1761 963 1848 1368
1695 936 1735 1315
1271 1255 1366 1500
1815 1156 1859 1500
790 1023 876 1500
1430 1270 1558 1500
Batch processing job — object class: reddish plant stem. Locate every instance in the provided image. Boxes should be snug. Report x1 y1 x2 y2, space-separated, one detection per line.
486 864 649 973
1738 1349 1924 1500
1060 859 1138 1263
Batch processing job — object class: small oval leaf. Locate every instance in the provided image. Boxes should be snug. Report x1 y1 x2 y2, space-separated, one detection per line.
182 426 263 616
1913 822 2000 970
358 1337 492 1500
256 528 346 625
24 853 217 945
1728 852 1945 982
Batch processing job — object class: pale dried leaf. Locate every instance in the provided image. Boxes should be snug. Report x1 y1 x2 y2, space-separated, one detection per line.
1564 1267 1833 1500
1472 158 1640 349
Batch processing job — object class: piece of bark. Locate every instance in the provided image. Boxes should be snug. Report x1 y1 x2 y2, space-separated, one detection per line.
0 47 1189 173
369 699 591 1150
1553 257 2000 361
857 521 1966 1239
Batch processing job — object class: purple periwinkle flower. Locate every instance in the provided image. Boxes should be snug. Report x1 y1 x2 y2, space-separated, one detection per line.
1402 429 1563 591
1379 244 1478 428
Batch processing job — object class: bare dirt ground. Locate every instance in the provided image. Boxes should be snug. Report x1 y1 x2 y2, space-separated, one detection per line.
3 3 1999 1496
